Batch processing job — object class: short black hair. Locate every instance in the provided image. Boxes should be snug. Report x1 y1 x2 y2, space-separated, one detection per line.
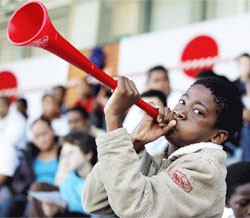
226 161 250 202
141 90 167 107
66 106 89 119
196 69 217 79
238 52 250 58
17 98 28 109
193 77 243 144
62 131 97 166
147 65 168 80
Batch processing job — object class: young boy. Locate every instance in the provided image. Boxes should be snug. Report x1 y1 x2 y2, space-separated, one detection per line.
82 76 243 217
224 161 250 218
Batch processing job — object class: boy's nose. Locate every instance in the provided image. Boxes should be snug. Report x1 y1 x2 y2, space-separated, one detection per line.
174 110 186 120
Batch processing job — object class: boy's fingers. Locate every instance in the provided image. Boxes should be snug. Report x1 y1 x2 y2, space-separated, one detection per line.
162 119 176 133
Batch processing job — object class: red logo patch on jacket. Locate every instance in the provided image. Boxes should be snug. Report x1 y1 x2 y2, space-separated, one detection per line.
170 170 193 193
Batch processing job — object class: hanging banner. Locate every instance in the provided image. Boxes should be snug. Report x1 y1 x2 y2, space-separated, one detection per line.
118 14 250 108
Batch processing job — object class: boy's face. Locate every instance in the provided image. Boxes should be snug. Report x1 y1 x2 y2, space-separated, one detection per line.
147 70 170 96
166 84 220 147
67 111 89 132
227 183 250 218
61 143 86 171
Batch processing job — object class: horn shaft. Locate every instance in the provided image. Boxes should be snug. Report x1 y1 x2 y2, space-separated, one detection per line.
7 1 158 118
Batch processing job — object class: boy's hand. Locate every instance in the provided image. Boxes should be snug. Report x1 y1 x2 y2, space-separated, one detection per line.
104 76 140 132
131 102 176 151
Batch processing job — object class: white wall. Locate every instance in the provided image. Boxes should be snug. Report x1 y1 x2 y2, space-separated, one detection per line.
0 55 69 122
69 0 101 49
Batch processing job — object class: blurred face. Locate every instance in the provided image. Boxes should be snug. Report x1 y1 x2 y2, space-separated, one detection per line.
0 98 10 118
61 143 89 171
78 79 92 98
238 56 250 81
32 120 55 151
147 70 170 96
42 95 59 117
166 84 220 147
227 183 250 218
67 111 89 132
53 87 65 105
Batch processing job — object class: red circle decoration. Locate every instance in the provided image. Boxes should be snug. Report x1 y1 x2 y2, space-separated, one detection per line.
181 35 219 78
0 71 18 102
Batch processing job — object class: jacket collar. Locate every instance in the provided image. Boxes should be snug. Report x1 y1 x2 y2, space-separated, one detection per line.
168 142 223 161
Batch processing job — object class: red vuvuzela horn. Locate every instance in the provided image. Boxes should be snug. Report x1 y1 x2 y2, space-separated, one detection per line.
7 1 158 118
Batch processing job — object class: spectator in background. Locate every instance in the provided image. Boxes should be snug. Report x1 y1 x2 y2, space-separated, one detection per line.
16 97 28 119
0 96 27 213
52 85 67 115
55 107 105 185
41 94 60 122
58 131 98 215
28 132 98 217
74 78 104 129
0 96 27 152
40 94 69 136
145 65 170 98
0 118 60 217
66 106 104 138
223 161 250 218
54 107 104 185
123 90 168 156
123 65 170 138
31 118 59 185
233 53 250 161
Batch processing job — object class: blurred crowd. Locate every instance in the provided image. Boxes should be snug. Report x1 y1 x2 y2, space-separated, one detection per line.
0 52 249 217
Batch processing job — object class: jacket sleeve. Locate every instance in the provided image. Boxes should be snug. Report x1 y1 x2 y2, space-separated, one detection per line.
83 128 226 218
82 162 115 216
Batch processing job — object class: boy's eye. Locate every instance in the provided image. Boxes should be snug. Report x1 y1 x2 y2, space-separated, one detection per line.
193 108 203 116
238 200 249 207
179 99 185 105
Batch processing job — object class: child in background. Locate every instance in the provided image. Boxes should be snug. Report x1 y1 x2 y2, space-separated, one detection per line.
59 131 97 216
224 161 250 218
145 65 170 97
82 76 243 217
123 89 168 156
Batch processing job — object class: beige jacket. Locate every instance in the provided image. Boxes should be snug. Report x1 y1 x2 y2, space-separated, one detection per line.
82 128 226 218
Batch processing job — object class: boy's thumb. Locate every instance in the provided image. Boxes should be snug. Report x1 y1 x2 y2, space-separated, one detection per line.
162 120 177 133
168 120 177 129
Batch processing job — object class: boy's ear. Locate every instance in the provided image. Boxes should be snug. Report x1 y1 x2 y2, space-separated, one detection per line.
211 130 229 144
